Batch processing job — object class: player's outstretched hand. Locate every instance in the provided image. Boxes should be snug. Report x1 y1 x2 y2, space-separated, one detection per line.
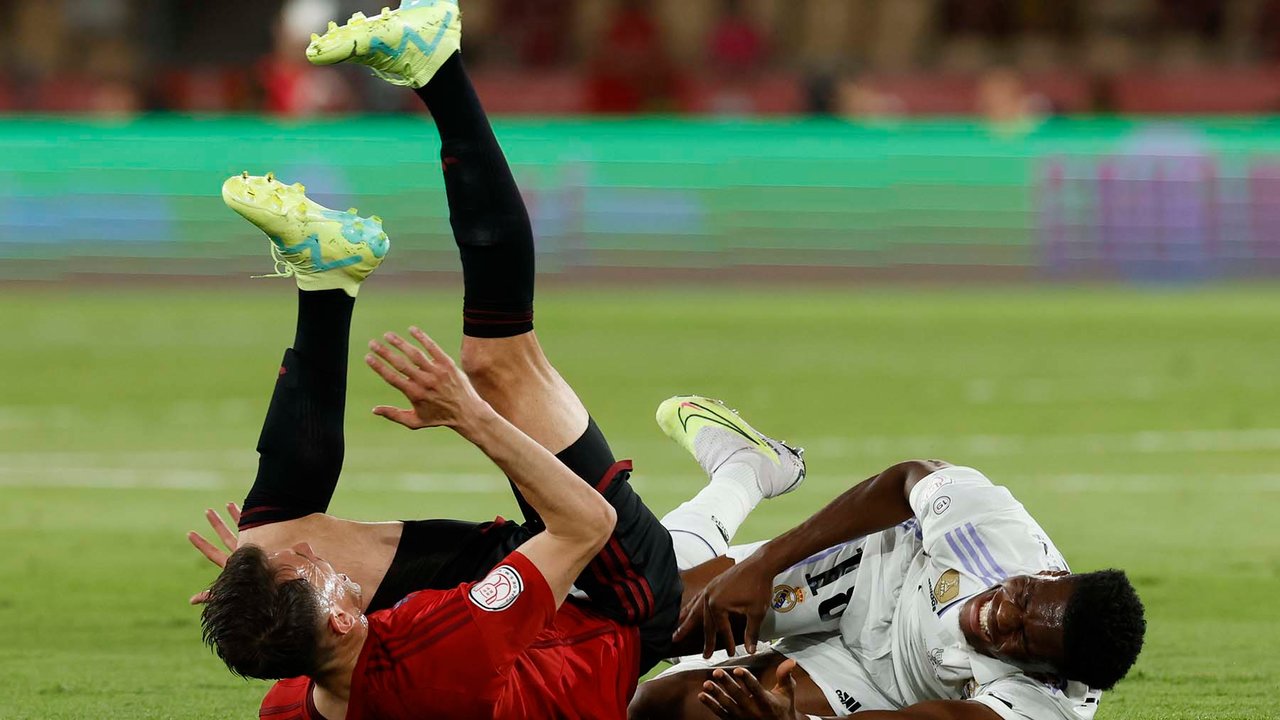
366 327 488 431
186 502 242 605
699 664 803 720
675 554 775 657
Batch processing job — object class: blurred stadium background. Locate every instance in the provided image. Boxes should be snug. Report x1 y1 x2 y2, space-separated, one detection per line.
2 1 1278 719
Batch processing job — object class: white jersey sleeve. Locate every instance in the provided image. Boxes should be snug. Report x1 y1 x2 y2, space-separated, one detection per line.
907 466 1068 586
969 675 1102 720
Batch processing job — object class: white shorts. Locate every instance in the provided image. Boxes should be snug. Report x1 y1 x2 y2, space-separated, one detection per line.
771 634 896 716
655 635 895 717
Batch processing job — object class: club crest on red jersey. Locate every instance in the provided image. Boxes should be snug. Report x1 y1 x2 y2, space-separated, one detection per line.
469 565 524 612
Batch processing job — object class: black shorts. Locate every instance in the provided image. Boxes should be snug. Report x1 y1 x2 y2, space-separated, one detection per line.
366 421 682 673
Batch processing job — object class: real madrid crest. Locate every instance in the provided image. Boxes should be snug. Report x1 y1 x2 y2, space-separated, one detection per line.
771 584 804 613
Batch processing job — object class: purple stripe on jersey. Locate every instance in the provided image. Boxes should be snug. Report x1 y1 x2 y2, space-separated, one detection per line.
788 539 860 572
952 530 1002 586
944 531 987 582
964 523 1009 580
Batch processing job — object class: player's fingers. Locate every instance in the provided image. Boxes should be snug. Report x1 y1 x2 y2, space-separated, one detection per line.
371 338 424 381
227 502 242 525
409 327 452 367
744 609 765 655
701 603 720 659
712 669 754 712
372 405 424 429
716 610 737 659
365 352 417 395
703 676 740 716
383 332 434 373
189 590 211 605
206 508 236 551
698 689 732 719
733 668 771 705
674 595 700 642
777 659 799 700
187 531 228 568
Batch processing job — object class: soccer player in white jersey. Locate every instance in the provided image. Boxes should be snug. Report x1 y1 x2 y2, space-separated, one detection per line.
630 460 1146 720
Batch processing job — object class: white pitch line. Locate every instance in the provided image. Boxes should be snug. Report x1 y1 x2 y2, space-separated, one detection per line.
1 468 1278 494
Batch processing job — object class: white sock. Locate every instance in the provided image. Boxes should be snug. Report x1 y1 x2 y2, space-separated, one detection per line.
662 457 765 570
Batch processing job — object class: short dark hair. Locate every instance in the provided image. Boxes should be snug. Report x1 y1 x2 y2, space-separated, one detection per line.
1061 569 1146 689
200 545 329 680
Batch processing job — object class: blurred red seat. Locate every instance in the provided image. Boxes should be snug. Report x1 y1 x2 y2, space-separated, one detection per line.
469 69 586 115
1112 69 1280 114
159 68 252 113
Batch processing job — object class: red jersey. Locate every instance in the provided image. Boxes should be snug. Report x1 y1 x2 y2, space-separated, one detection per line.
260 551 641 720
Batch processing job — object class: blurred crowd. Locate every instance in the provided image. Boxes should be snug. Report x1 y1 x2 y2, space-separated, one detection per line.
4 0 1280 118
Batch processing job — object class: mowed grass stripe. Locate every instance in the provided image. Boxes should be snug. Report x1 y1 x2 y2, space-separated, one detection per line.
0 286 1276 719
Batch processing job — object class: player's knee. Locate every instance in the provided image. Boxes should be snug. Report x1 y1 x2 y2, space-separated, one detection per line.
629 672 715 720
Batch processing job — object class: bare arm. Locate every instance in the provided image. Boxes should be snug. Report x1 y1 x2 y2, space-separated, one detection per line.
750 459 947 575
699 663 1000 720
678 460 948 655
367 328 615 606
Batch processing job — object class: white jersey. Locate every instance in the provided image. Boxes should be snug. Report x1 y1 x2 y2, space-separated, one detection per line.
661 466 1103 720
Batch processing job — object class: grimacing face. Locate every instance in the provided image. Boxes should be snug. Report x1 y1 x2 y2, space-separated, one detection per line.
958 572 1072 675
268 542 365 614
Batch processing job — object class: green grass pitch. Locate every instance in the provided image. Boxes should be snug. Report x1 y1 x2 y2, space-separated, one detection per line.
0 285 1276 719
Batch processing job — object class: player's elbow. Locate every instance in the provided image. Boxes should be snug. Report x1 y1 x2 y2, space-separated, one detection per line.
886 459 950 499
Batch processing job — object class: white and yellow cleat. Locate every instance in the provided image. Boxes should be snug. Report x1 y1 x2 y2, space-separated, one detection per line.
656 395 806 499
222 172 389 297
306 0 461 89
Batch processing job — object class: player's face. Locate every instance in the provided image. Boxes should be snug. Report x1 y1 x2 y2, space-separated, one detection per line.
959 573 1070 674
269 542 364 612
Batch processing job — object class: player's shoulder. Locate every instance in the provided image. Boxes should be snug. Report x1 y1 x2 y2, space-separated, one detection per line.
970 674 1102 720
259 677 314 720
913 466 1068 580
910 465 1026 526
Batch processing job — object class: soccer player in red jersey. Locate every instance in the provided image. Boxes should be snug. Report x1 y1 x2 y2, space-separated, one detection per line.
194 5 807 719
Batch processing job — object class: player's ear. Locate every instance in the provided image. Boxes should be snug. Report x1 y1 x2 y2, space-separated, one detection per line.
329 606 359 635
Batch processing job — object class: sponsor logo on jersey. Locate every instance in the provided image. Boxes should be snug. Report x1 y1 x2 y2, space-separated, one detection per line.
933 569 961 605
770 584 805 613
918 474 953 503
932 495 952 515
469 565 523 612
835 689 862 713
713 516 731 544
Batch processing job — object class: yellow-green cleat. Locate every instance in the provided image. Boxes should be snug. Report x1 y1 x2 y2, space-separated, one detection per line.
656 396 806 499
306 0 461 89
222 172 389 297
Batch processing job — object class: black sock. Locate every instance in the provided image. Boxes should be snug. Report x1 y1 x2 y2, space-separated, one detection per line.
240 289 355 530
415 53 535 338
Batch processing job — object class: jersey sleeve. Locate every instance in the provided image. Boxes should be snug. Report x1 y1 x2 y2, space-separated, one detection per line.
969 676 1102 720
458 549 558 664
